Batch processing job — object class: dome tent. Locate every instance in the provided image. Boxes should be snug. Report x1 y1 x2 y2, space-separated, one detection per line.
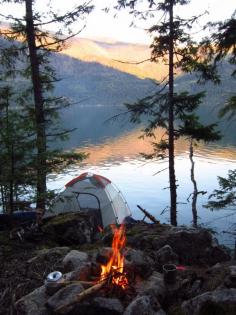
46 172 132 228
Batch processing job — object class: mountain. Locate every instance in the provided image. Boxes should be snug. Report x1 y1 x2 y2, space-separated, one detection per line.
50 51 235 148
61 37 168 81
52 53 156 106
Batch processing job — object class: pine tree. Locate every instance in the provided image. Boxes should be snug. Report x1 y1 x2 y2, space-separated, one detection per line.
201 13 236 210
116 0 217 225
0 0 93 212
0 85 35 213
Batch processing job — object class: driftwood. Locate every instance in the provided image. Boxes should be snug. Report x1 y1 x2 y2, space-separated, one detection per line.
55 280 106 314
137 205 160 224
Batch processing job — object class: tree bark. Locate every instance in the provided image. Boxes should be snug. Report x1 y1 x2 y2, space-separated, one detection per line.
168 0 177 226
25 0 47 211
6 93 14 214
189 139 198 227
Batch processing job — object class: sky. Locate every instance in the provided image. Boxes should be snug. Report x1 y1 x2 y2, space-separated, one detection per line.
1 0 235 44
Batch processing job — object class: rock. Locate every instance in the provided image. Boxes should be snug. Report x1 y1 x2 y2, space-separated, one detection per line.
188 279 202 297
136 271 166 302
224 265 236 288
123 295 161 315
15 286 49 315
67 263 92 281
152 227 230 266
229 265 236 280
42 212 95 245
126 224 230 266
92 297 124 314
27 247 70 264
154 310 167 315
46 283 84 313
96 247 113 265
182 288 236 315
62 250 88 272
125 248 154 277
155 245 178 266
71 297 124 315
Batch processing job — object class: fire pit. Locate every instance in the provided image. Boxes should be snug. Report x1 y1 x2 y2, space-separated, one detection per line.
53 224 132 314
14 222 233 315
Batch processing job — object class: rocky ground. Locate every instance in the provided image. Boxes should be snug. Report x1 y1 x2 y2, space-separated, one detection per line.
0 212 236 315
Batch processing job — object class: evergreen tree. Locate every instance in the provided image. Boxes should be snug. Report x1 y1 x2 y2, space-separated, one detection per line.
0 85 35 213
0 0 93 212
206 170 236 210
116 0 217 225
201 13 236 210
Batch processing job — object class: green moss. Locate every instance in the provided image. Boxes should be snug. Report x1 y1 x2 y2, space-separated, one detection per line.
43 213 77 228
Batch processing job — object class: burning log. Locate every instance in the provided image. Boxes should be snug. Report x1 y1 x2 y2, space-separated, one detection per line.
54 280 106 314
137 205 160 224
55 224 130 313
100 224 129 289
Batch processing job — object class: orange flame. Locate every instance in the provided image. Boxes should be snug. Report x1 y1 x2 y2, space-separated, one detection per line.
100 224 128 289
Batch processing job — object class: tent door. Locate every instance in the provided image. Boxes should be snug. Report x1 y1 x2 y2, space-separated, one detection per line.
76 193 103 229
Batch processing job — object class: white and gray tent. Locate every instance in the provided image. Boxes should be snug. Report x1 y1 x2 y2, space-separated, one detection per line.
47 173 132 228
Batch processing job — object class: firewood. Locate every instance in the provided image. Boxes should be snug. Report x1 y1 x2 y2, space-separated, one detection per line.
62 280 94 289
54 280 106 314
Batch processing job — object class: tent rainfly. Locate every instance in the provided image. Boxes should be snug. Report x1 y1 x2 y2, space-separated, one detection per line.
47 172 132 228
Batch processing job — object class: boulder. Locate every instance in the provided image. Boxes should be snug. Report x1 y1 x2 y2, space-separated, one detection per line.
223 265 236 289
92 297 124 314
66 263 92 281
182 288 236 315
136 272 166 303
156 228 230 265
27 247 70 264
62 250 88 272
46 283 84 313
96 247 113 265
71 297 124 315
15 286 49 315
154 310 167 315
125 248 155 277
155 245 178 266
123 295 161 315
42 213 95 245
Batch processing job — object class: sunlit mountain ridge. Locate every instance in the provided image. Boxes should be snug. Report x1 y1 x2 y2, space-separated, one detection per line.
62 37 168 81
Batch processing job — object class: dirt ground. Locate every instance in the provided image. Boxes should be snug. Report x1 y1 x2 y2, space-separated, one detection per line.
0 230 65 315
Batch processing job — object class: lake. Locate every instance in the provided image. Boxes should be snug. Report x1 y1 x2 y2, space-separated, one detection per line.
49 105 236 247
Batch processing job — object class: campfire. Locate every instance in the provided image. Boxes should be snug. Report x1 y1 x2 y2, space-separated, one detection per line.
100 224 128 289
53 224 130 314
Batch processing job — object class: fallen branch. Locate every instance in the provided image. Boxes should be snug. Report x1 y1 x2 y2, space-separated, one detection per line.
137 205 160 224
54 280 106 314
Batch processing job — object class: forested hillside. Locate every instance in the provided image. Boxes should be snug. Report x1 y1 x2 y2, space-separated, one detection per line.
52 53 156 106
53 52 235 113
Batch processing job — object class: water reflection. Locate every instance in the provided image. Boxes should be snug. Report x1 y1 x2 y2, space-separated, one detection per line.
75 127 236 166
49 127 236 247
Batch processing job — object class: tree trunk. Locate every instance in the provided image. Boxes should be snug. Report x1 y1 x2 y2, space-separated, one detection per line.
0 185 6 213
9 143 14 214
25 0 47 212
6 93 14 214
189 139 198 227
168 0 177 226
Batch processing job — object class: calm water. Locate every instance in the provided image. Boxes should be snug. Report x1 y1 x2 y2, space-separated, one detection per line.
49 105 236 247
